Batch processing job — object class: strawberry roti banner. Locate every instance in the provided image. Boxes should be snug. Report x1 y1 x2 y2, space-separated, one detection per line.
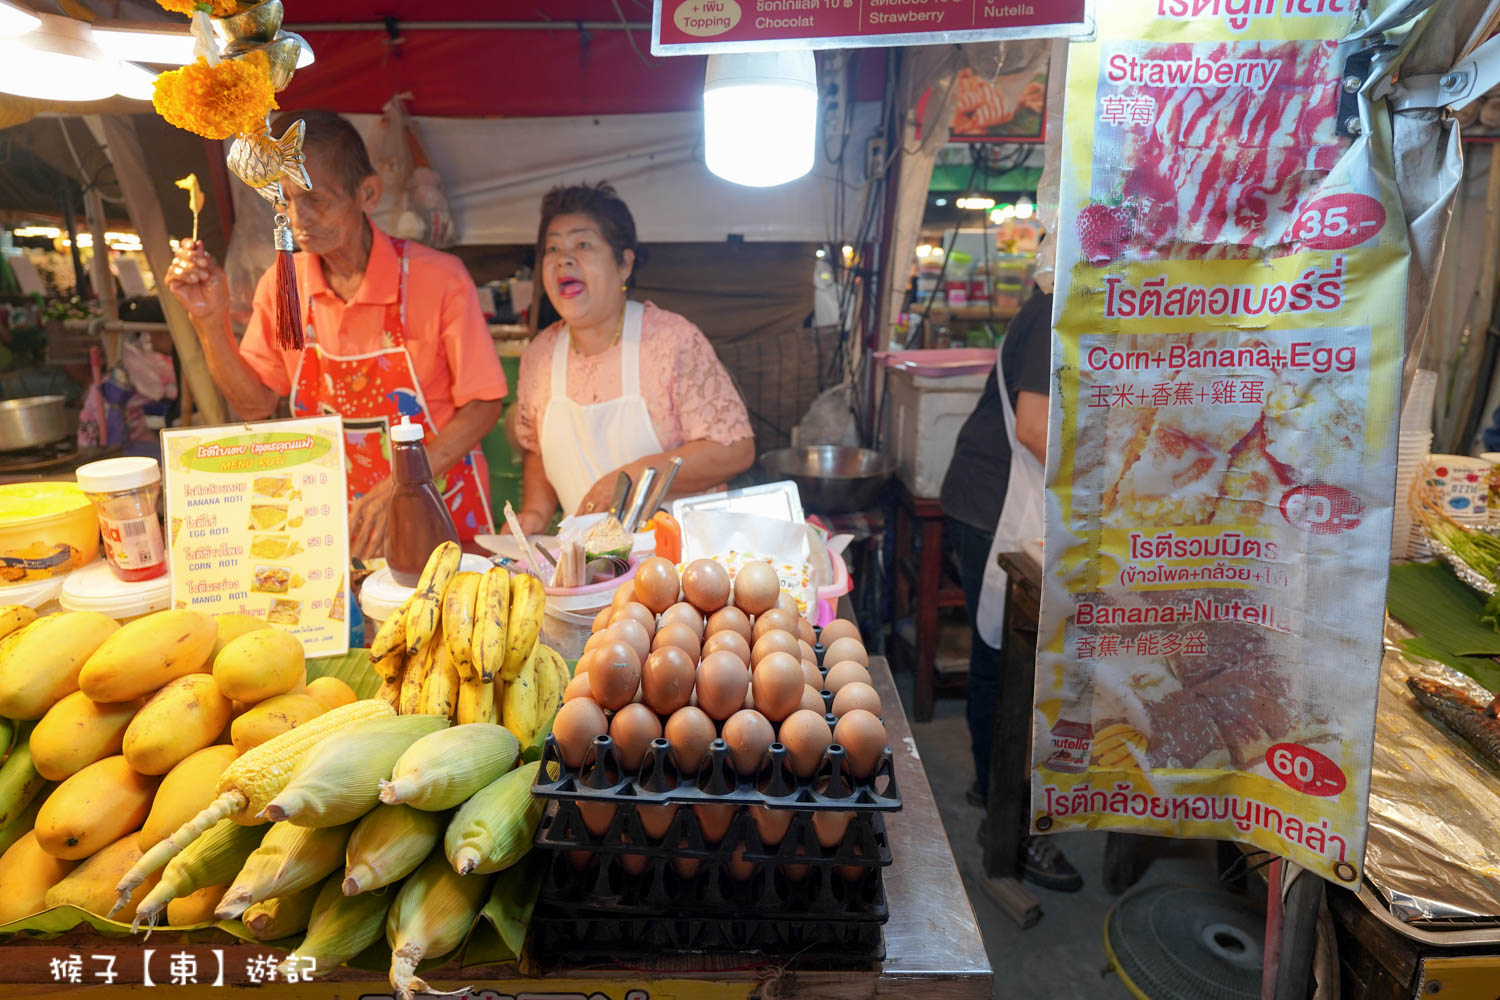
1032 0 1409 887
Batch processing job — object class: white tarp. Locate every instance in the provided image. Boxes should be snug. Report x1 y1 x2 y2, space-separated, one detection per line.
342 106 882 246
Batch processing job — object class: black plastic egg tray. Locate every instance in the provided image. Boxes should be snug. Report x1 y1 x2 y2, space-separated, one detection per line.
533 731 903 811
536 794 893 868
530 849 887 962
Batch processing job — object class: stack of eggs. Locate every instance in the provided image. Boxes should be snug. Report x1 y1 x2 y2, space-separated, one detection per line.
552 556 888 800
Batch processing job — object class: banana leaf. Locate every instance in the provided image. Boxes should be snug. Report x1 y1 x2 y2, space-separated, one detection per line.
1387 561 1500 655
307 647 381 699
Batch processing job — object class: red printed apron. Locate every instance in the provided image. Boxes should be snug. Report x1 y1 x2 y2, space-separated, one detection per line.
288 239 494 540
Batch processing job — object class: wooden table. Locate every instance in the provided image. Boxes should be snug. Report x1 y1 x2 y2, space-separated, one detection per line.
890 481 967 722
0 657 993 999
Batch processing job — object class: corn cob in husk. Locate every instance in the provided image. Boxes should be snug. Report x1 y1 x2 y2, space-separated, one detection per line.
276 872 392 980
215 820 355 919
378 724 519 812
342 803 444 895
444 761 545 876
386 852 493 1000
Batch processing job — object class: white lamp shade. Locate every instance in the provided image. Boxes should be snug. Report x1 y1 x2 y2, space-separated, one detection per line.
0 13 122 101
92 24 196 66
113 61 157 101
703 50 817 188
0 0 39 37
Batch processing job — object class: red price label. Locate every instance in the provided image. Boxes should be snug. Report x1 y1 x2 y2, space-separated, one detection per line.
1292 193 1386 250
1279 485 1364 535
1266 743 1346 797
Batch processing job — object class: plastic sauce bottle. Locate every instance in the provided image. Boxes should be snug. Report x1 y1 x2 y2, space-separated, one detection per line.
386 417 459 588
76 456 167 583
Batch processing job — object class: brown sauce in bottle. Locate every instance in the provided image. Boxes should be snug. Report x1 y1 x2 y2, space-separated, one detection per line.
385 417 458 587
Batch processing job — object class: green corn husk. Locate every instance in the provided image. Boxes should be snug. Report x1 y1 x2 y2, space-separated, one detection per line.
343 804 445 895
133 819 267 929
215 820 355 919
387 852 493 1000
378 724 519 812
276 872 392 981
444 761 544 877
263 715 450 828
242 883 322 941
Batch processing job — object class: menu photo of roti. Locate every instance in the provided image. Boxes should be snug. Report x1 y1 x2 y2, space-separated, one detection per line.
329 575 346 623
250 534 304 560
250 565 305 594
267 598 302 625
253 475 291 499
249 504 288 532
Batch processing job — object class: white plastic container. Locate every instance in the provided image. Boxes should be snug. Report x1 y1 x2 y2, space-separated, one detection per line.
0 572 69 614
542 560 642 661
60 559 169 622
882 350 994 498
358 554 494 638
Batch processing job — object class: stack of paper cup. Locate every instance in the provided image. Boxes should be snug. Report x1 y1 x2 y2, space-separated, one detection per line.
1393 371 1439 560
1392 431 1431 559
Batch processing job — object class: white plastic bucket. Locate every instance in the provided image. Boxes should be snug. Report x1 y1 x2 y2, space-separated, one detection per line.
541 560 640 661
60 560 169 622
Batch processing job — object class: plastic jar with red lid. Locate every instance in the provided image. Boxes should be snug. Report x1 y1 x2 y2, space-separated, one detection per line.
76 457 167 582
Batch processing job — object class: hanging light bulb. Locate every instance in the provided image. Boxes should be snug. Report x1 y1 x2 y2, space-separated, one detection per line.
1015 196 1035 220
704 50 817 188
92 22 195 65
0 0 39 37
113 60 157 101
0 13 122 101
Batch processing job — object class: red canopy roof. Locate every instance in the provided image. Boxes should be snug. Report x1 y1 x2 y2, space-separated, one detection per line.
280 0 709 117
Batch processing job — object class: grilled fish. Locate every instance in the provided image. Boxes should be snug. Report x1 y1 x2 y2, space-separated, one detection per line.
1406 676 1500 763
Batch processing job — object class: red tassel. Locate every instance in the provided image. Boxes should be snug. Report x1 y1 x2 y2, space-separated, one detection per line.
272 205 303 351
274 248 302 351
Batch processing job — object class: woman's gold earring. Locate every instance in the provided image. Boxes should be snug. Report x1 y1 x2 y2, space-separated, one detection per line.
620 283 629 292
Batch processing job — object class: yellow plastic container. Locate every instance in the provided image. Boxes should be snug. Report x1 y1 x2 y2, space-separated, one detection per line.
0 483 99 584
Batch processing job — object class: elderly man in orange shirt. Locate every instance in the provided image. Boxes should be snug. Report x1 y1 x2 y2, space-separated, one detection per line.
165 111 506 558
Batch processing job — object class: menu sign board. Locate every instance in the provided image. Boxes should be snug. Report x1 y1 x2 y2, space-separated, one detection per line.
652 0 1091 54
1032 2 1406 887
162 417 350 657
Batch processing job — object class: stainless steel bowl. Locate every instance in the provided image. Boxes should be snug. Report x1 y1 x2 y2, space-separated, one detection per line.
759 446 897 513
0 396 67 452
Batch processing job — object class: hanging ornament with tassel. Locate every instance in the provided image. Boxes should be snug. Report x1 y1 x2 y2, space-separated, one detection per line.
150 0 314 350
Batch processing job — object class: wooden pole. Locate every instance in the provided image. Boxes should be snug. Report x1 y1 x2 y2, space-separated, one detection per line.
83 186 121 368
92 114 226 425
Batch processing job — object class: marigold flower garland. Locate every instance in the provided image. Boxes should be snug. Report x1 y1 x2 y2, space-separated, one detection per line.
152 51 277 141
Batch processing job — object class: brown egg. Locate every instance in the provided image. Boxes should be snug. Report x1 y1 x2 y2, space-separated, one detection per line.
610 602 656 637
620 852 649 876
824 636 868 668
659 602 705 638
578 800 616 836
796 617 816 647
721 709 774 775
632 556 681 614
590 639 643 711
673 843 702 878
551 697 608 768
752 607 797 642
800 660 823 690
797 639 816 663
799 684 826 715
732 560 780 616
824 660 872 693
592 606 613 633
664 706 716 774
727 844 757 880
751 652 804 722
778 708 833 777
832 681 882 718
775 589 801 617
751 629 800 667
752 806 793 846
609 703 662 771
818 619 860 646
812 809 853 848
693 802 738 843
564 672 594 702
681 558 730 613
706 605 753 641
652 621 702 661
780 848 811 882
833 709 886 779
611 580 638 611
702 629 750 665
641 645 695 715
695 650 750 720
605 618 651 664
638 803 678 840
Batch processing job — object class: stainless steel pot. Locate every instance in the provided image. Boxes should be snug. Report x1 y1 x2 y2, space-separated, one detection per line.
759 445 897 513
0 396 68 452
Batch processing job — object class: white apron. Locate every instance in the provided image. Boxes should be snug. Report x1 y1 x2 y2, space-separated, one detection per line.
975 346 1046 646
539 300 664 516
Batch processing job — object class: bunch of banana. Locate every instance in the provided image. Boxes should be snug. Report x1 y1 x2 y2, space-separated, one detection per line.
368 546 548 729
500 643 569 749
1091 723 1146 769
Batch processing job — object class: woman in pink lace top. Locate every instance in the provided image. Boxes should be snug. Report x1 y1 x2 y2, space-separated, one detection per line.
514 183 755 532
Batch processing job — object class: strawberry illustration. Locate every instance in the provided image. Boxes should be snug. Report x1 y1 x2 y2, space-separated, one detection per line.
1077 202 1134 262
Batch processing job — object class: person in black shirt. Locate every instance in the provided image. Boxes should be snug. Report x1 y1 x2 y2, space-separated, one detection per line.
940 285 1082 892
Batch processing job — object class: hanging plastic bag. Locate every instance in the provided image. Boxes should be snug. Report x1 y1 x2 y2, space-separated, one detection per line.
371 95 457 248
120 332 177 402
